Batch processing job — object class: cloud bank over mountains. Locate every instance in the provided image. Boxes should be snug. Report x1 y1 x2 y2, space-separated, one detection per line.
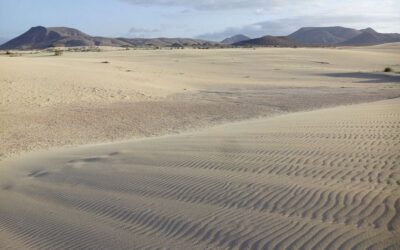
119 0 400 40
196 15 400 41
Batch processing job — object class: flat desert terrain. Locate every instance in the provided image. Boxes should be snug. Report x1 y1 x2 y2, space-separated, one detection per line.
1 45 400 159
0 44 400 249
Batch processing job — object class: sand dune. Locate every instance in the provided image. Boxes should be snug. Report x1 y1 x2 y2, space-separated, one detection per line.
1 46 400 160
1 98 399 249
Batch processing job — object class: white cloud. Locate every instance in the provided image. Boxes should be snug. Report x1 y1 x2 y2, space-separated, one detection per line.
128 27 161 37
119 0 316 10
129 27 160 34
255 8 266 15
119 0 400 18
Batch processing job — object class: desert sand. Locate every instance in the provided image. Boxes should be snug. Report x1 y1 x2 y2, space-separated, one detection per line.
1 45 400 159
0 97 399 249
0 44 400 249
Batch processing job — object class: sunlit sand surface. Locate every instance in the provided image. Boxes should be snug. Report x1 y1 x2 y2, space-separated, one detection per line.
1 45 400 159
1 98 399 249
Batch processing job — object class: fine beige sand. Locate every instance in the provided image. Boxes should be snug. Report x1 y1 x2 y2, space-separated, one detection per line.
1 44 400 249
0 98 399 249
1 44 400 159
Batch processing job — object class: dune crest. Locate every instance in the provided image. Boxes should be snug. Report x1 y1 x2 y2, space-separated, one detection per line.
1 98 399 249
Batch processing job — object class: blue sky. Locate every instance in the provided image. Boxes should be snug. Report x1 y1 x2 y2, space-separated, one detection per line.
0 0 399 41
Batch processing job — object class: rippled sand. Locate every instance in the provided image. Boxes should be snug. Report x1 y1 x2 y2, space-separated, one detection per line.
1 98 399 249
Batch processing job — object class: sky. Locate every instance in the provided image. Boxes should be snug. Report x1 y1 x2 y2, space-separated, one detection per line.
0 0 399 42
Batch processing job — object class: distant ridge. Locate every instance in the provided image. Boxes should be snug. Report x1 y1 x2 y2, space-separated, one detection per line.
221 34 250 44
3 26 400 50
117 37 217 47
0 26 129 49
0 26 219 50
288 26 400 45
288 26 362 45
233 35 301 47
340 28 400 45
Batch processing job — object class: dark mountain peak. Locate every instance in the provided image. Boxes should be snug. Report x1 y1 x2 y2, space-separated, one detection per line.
293 26 354 33
341 27 400 45
47 27 91 38
289 26 361 45
360 27 377 34
221 34 250 44
0 26 117 49
0 26 54 50
25 26 49 38
0 26 220 50
28 26 47 32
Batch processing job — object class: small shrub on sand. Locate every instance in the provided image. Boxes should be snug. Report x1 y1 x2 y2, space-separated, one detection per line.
384 67 393 72
5 51 21 57
101 61 109 64
54 50 63 56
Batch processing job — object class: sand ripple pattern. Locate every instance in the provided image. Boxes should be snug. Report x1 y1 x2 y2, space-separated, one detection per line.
0 99 399 249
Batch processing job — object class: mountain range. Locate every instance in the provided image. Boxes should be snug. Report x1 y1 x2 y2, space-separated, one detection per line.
1 26 399 50
230 26 400 47
221 34 251 44
340 28 400 45
0 26 217 50
233 36 301 47
288 26 400 46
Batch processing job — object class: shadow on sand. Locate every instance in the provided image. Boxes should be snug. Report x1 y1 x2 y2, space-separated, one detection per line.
322 72 400 83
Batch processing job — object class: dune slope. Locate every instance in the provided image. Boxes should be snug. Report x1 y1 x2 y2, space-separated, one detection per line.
0 98 399 249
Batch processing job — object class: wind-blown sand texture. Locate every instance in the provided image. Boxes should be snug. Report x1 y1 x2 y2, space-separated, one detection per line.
1 44 400 159
1 98 399 249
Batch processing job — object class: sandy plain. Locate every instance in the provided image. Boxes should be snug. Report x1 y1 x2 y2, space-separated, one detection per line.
0 44 400 249
1 45 400 159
